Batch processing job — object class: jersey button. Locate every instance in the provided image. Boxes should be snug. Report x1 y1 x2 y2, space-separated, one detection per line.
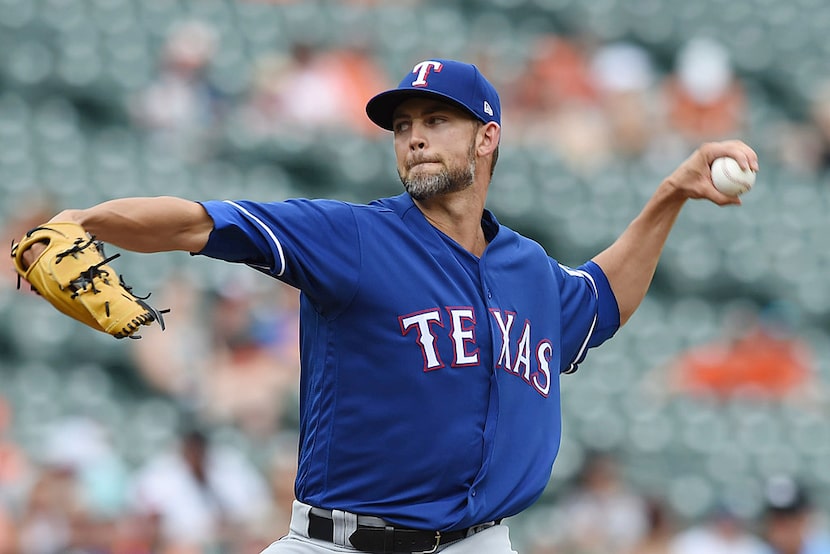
486 290 492 299
471 489 477 497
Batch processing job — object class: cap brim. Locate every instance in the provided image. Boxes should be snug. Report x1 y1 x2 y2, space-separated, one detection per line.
365 88 478 131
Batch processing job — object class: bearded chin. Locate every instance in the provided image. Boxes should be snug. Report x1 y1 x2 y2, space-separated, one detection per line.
401 160 476 201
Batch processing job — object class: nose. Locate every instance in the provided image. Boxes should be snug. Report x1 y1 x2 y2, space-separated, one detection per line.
408 121 427 151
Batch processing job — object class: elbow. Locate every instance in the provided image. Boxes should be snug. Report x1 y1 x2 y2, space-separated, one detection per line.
181 202 214 253
616 295 646 328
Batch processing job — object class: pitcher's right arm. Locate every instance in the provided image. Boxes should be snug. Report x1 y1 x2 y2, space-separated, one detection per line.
48 196 214 254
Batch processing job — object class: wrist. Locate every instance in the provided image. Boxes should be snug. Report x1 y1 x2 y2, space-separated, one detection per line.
657 177 690 204
49 209 90 226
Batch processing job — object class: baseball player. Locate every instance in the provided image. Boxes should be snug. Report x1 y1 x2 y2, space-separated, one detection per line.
17 59 758 553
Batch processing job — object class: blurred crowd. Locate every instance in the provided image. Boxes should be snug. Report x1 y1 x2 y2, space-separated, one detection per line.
0 273 303 553
655 301 826 404
1 419 829 553
2 11 830 554
527 453 830 554
0 414 298 553
127 20 830 177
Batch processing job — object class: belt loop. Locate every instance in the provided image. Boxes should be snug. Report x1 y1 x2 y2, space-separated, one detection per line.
344 511 358 546
331 509 345 546
331 509 360 547
292 500 312 538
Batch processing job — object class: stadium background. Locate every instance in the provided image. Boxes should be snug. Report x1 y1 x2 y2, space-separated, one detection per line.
1 0 830 552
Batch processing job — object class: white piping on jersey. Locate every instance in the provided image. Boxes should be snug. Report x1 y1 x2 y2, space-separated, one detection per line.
559 264 599 374
223 200 286 277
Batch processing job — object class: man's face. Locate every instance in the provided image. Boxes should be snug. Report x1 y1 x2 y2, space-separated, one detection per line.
392 98 479 201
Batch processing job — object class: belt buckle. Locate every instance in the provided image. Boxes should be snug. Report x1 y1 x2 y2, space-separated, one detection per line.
416 531 441 554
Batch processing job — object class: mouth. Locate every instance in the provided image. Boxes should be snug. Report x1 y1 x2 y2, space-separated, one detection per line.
408 159 442 170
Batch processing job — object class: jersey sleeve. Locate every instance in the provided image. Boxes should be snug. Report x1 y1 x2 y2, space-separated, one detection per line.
196 198 361 310
557 259 620 374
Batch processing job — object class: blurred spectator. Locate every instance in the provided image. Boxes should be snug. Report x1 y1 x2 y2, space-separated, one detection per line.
265 431 300 537
239 43 336 135
0 394 28 554
511 34 599 115
590 41 660 161
0 504 15 554
622 497 679 554
40 417 130 520
760 476 830 554
808 80 830 172
17 465 80 554
508 33 613 175
202 280 301 437
661 37 747 146
131 275 301 438
551 451 649 553
129 20 228 159
775 79 830 175
108 512 161 554
322 42 390 136
63 508 115 554
129 427 273 551
130 272 213 410
238 41 387 138
670 503 769 554
0 394 32 508
662 302 820 402
12 416 132 554
256 280 301 367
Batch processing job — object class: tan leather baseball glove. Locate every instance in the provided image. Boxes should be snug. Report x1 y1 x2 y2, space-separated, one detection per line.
11 222 166 339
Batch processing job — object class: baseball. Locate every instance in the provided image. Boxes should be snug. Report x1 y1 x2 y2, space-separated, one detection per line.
710 157 756 197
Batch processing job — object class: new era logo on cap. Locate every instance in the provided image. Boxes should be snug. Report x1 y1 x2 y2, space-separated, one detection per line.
366 59 501 131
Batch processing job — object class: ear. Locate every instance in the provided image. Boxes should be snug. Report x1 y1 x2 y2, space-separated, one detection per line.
476 122 501 157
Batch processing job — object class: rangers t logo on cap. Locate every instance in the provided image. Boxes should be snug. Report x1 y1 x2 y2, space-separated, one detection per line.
411 60 443 87
366 58 502 131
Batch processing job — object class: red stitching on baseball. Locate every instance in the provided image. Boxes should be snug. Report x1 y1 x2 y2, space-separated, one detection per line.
721 160 749 190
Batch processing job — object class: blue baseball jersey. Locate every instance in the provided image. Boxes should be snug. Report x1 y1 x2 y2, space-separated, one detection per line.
197 192 619 531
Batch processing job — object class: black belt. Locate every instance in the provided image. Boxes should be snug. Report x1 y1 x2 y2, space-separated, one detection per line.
307 507 499 553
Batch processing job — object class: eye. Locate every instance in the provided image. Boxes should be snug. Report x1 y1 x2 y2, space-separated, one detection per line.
426 115 447 126
393 120 410 133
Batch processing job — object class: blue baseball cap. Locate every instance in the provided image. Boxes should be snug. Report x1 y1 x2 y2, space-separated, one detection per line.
366 59 501 131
